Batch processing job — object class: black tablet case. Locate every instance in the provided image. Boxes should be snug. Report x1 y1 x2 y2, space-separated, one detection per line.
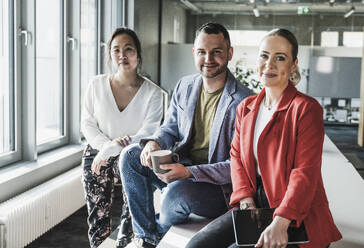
232 208 309 247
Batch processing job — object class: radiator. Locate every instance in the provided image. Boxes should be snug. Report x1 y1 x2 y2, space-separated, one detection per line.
0 166 85 248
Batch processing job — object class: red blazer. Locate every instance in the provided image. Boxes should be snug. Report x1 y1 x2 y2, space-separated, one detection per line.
230 84 342 247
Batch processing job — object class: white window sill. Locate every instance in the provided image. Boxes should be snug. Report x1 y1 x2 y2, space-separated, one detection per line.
0 144 85 203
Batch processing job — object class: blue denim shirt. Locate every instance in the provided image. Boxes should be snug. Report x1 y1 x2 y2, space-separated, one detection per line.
141 70 252 207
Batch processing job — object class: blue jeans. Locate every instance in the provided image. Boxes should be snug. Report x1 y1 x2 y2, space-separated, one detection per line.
119 144 228 245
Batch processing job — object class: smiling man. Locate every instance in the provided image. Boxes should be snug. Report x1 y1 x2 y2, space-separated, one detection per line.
119 23 252 248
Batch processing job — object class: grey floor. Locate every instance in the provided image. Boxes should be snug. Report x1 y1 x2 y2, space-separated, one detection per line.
26 125 364 248
26 186 123 248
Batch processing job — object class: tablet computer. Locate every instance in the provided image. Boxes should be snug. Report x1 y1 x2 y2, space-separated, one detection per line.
232 208 309 247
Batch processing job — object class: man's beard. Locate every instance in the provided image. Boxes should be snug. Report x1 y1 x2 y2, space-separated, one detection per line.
201 62 228 78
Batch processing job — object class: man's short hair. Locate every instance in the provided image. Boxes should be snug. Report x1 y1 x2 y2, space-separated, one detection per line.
195 22 231 48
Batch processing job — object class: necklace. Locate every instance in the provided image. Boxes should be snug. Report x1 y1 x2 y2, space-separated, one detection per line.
263 97 277 111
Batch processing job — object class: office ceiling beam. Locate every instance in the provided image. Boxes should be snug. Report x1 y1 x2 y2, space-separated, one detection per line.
180 0 202 13
185 1 364 15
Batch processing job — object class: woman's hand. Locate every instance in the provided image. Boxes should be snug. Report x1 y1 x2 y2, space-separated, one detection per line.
90 138 127 175
114 135 131 147
255 216 291 248
91 159 108 175
240 197 256 210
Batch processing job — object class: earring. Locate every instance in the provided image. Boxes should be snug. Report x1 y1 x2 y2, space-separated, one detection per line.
289 71 296 82
289 70 301 85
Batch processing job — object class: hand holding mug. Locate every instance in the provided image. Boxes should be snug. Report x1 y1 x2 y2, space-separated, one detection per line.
140 141 161 168
150 150 179 174
156 163 192 183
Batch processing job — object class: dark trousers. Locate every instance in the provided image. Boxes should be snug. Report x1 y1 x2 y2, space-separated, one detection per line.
81 145 127 248
186 177 299 248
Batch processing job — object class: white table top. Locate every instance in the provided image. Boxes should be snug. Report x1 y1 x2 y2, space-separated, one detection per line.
322 136 364 248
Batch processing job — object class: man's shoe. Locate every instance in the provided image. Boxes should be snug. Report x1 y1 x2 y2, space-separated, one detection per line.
125 238 156 248
115 222 133 247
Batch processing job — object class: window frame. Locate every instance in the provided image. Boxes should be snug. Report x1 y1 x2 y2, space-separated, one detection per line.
36 0 68 154
0 0 20 168
0 0 125 169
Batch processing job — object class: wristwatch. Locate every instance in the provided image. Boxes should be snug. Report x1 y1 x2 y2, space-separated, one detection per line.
240 202 255 210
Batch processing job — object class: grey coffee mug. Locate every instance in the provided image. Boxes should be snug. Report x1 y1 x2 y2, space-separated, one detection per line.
150 150 179 174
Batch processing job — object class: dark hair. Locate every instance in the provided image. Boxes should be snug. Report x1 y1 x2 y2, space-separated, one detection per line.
107 27 142 69
195 22 231 48
265 28 298 61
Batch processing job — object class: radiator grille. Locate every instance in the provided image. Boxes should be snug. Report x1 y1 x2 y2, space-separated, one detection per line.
0 166 85 248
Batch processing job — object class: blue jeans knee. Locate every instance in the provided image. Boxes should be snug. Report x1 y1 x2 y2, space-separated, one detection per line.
118 143 143 174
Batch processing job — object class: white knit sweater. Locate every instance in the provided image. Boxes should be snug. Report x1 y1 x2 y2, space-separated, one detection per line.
81 74 163 160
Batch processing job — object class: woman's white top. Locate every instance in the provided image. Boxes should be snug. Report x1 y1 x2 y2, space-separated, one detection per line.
81 74 163 160
253 101 277 175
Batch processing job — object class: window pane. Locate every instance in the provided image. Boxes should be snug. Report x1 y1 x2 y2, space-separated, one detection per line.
36 0 63 144
321 31 338 47
0 0 12 154
229 30 268 46
80 0 97 103
343 32 363 47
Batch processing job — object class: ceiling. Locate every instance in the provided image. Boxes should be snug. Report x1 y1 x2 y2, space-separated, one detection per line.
181 0 364 16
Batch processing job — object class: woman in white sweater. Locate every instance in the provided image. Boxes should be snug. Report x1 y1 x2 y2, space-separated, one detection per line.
81 27 163 248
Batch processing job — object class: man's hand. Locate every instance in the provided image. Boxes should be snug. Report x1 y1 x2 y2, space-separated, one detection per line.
140 141 161 168
156 163 192 183
255 216 290 248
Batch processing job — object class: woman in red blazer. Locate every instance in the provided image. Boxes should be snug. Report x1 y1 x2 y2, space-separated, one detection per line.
186 29 342 248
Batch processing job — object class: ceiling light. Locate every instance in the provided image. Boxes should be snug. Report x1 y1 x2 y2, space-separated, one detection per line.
281 0 287 2
266 0 270 3
249 0 255 3
344 6 355 18
253 6 260 17
329 0 335 2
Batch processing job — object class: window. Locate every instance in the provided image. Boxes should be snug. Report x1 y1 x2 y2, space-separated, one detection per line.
229 30 268 46
36 0 65 150
0 0 123 168
343 32 363 47
80 0 97 104
321 31 338 47
0 0 17 167
0 0 12 155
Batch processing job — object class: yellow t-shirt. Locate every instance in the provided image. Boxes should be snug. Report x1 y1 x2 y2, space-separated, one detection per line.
188 85 224 164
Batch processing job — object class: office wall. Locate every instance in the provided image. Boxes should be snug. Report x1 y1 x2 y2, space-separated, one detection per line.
134 0 159 81
162 0 187 44
161 44 196 94
186 14 364 45
161 44 361 97
133 0 187 82
161 44 309 94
